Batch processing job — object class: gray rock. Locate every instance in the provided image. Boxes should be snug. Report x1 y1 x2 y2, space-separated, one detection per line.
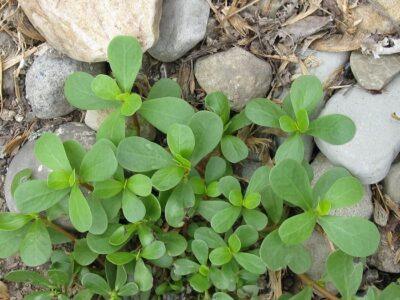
383 161 400 204
369 225 400 273
85 109 156 141
149 0 209 62
350 52 400 91
195 47 272 111
4 122 96 212
315 75 400 184
277 135 314 162
0 32 17 98
25 48 106 119
311 153 373 219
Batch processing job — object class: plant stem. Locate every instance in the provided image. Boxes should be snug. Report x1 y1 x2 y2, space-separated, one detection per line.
41 217 76 242
297 274 339 300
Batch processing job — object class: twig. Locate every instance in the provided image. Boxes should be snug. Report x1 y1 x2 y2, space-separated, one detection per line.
41 217 76 242
297 274 340 300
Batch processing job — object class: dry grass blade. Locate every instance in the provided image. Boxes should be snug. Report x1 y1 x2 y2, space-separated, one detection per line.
225 0 261 19
0 281 9 300
2 43 45 71
0 57 3 111
3 120 36 156
282 0 323 26
267 270 282 299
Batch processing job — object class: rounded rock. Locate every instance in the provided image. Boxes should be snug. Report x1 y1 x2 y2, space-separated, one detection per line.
25 48 106 119
383 161 400 204
195 47 272 111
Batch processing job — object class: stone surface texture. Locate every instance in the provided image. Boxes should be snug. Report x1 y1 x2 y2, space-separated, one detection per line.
311 153 373 219
19 0 163 62
149 0 209 62
195 47 272 111
26 48 106 119
4 123 95 212
383 161 400 204
350 52 400 91
315 75 400 184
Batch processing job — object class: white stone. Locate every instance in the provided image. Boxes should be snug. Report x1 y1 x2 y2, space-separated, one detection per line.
149 0 210 62
315 75 400 184
19 0 163 62
311 153 373 219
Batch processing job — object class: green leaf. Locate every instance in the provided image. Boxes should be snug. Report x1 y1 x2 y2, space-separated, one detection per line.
115 265 127 290
165 182 194 227
290 75 323 114
318 216 380 257
211 205 241 233
269 159 313 210
69 185 92 232
73 238 98 266
108 35 142 93
245 98 286 128
275 134 305 164
151 166 185 191
228 234 241 253
229 189 243 206
148 78 181 99
87 196 108 235
189 273 211 293
213 292 234 300
96 110 125 145
205 92 230 124
5 270 50 287
279 115 298 133
209 247 233 266
296 109 309 132
126 174 152 197
141 241 166 260
278 211 317 244
118 282 139 296
194 227 226 249
11 168 32 198
73 289 93 300
80 140 118 182
167 123 195 158
0 227 27 258
93 179 123 199
15 180 69 213
20 220 52 266
242 208 268 231
221 135 248 163
0 213 32 231
117 136 174 172
192 239 209 265
91 74 121 100
243 192 261 209
307 114 356 145
35 133 71 171
234 252 265 275
119 93 142 116
324 176 363 209
261 186 283 224
313 167 350 203
327 250 363 299
106 252 135 265
380 283 400 299
143 194 162 222
134 258 153 291
247 166 270 195
235 225 259 248
189 111 224 166
65 72 116 110
174 258 199 275
206 181 221 198
139 97 195 133
224 110 252 134
122 190 146 223
63 140 86 171
82 273 110 296
218 176 241 199
87 224 123 254
205 158 227 186
260 230 311 274
289 287 313 300
158 232 187 257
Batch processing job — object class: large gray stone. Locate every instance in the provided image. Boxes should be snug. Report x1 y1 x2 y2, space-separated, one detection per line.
311 153 373 219
195 47 272 111
315 75 400 184
149 0 210 62
26 48 106 119
383 161 400 204
19 0 162 62
4 122 96 212
350 52 400 91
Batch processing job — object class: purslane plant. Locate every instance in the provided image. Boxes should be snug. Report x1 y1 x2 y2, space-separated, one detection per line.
0 35 395 299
